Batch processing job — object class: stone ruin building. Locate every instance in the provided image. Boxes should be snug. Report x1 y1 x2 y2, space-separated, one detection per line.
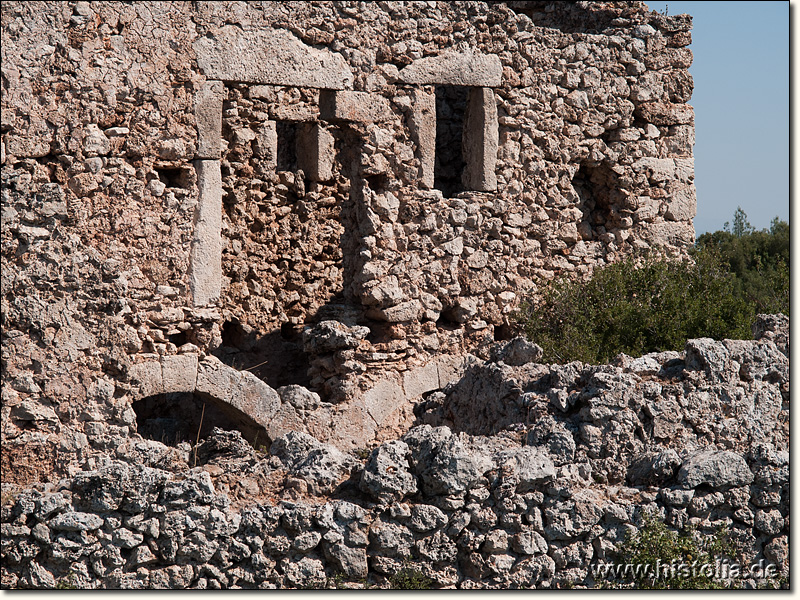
4 2 782 592
1 0 697 455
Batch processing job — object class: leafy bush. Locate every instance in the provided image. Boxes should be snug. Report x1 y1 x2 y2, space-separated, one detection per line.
515 250 753 364
515 209 788 365
604 514 736 589
696 210 789 316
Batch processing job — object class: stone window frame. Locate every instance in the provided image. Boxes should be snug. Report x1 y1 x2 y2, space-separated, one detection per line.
190 26 504 307
397 51 503 195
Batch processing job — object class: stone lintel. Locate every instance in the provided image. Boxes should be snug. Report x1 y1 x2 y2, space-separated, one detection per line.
189 159 222 306
195 80 223 159
398 52 503 87
319 90 393 123
194 26 353 89
462 87 498 192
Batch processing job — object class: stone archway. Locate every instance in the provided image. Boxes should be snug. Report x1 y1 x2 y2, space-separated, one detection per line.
127 354 280 445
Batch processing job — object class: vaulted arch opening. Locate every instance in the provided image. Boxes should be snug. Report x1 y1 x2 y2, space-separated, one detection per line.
131 391 270 450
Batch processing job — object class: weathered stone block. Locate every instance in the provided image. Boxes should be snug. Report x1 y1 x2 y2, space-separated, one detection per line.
319 90 393 122
403 361 440 400
266 403 307 443
462 87 498 191
642 220 695 249
253 120 277 168
436 354 470 387
329 401 377 451
189 160 222 306
409 89 436 189
160 354 198 395
635 101 694 125
363 376 405 427
194 26 353 89
195 80 223 159
664 185 696 221
369 300 423 323
196 355 237 403
398 51 503 87
297 123 335 182
678 450 754 490
228 370 281 430
129 361 163 398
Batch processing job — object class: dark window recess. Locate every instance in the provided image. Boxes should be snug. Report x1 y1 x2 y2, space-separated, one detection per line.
365 173 387 192
276 121 299 171
168 330 188 347
434 85 468 198
155 167 191 189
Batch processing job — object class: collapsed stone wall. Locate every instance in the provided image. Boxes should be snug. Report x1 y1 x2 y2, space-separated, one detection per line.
1 317 788 589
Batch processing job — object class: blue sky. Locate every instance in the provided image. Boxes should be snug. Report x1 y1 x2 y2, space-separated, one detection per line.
645 1 789 235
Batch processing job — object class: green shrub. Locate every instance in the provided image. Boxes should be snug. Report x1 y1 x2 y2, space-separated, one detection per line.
603 514 736 589
696 210 789 316
388 567 435 590
515 250 753 364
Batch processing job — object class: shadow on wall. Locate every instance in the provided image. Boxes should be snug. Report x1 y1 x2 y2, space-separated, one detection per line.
573 163 629 240
216 317 312 390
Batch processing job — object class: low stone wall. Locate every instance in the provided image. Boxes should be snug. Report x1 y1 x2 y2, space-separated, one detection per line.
2 317 788 589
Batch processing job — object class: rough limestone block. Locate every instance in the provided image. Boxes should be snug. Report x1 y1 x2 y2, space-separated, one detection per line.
330 400 377 450
403 361 440 400
635 101 694 125
409 89 436 189
664 185 696 221
632 157 676 183
129 361 163 398
398 51 503 87
362 376 405 428
194 80 223 159
673 158 694 183
678 450 754 490
436 354 471 387
297 123 335 182
160 354 198 395
228 370 282 430
319 90 393 122
189 160 222 306
367 300 422 323
195 355 237 403
462 87 498 192
266 403 307 443
253 120 277 168
194 26 353 89
642 220 695 249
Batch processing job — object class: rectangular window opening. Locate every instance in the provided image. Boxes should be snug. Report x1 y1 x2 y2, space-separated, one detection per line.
276 121 299 171
434 85 468 197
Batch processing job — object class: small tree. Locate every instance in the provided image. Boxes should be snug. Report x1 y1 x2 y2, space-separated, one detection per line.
723 206 754 238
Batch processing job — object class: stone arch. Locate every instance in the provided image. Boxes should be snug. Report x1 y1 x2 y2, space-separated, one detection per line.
127 355 281 445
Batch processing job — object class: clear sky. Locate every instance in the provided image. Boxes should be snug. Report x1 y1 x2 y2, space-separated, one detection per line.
645 1 789 236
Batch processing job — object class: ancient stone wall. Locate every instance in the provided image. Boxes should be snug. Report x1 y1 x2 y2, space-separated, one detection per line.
1 323 789 589
3 0 698 533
